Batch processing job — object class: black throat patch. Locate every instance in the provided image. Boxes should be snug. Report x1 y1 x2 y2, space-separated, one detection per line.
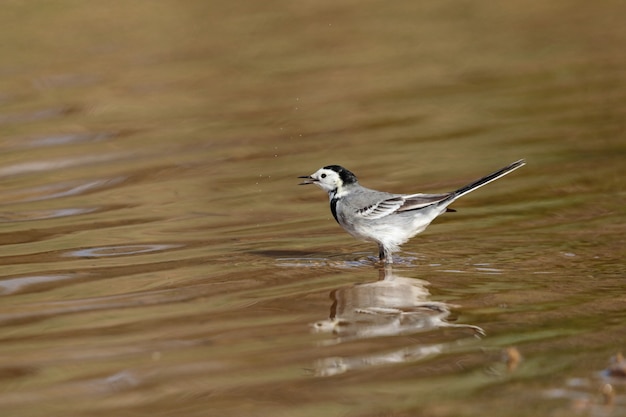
330 195 340 224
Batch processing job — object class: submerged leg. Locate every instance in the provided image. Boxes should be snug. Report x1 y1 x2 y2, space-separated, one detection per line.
378 244 393 264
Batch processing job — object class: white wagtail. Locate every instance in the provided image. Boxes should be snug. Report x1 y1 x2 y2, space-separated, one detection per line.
299 159 525 263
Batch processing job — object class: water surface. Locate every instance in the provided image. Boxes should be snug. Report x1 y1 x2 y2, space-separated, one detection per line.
0 1 625 416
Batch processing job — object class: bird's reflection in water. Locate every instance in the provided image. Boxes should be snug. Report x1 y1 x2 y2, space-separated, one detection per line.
311 266 484 376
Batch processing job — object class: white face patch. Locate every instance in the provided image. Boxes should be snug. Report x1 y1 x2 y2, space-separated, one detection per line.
311 168 342 193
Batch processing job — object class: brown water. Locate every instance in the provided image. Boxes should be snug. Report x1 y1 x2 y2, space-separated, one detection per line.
1 1 625 416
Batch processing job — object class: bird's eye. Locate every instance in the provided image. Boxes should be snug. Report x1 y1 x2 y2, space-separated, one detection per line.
321 174 327 178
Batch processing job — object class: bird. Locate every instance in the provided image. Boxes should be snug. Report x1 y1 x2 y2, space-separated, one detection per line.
298 159 525 264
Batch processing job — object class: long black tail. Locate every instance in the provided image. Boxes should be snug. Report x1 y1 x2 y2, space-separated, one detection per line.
435 159 525 209
453 159 526 199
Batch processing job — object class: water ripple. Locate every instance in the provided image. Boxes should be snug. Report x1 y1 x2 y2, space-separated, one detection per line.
1 132 115 150
0 156 125 179
0 106 76 125
0 207 99 222
0 177 127 205
276 253 419 269
26 132 113 147
64 244 183 258
0 274 81 295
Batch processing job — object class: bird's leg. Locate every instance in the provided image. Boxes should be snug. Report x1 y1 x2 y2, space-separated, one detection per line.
378 244 393 264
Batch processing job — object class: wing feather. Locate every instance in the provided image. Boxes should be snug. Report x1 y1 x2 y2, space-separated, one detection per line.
355 193 453 220
396 193 452 212
355 197 404 219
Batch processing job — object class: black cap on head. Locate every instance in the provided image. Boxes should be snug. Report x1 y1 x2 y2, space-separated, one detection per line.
323 165 358 185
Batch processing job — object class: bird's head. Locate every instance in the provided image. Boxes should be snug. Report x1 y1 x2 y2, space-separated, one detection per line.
299 165 358 194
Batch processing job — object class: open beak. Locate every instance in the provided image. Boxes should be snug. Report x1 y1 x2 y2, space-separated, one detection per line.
298 175 317 185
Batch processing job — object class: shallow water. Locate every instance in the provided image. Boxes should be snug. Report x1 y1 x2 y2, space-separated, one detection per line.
1 1 625 416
